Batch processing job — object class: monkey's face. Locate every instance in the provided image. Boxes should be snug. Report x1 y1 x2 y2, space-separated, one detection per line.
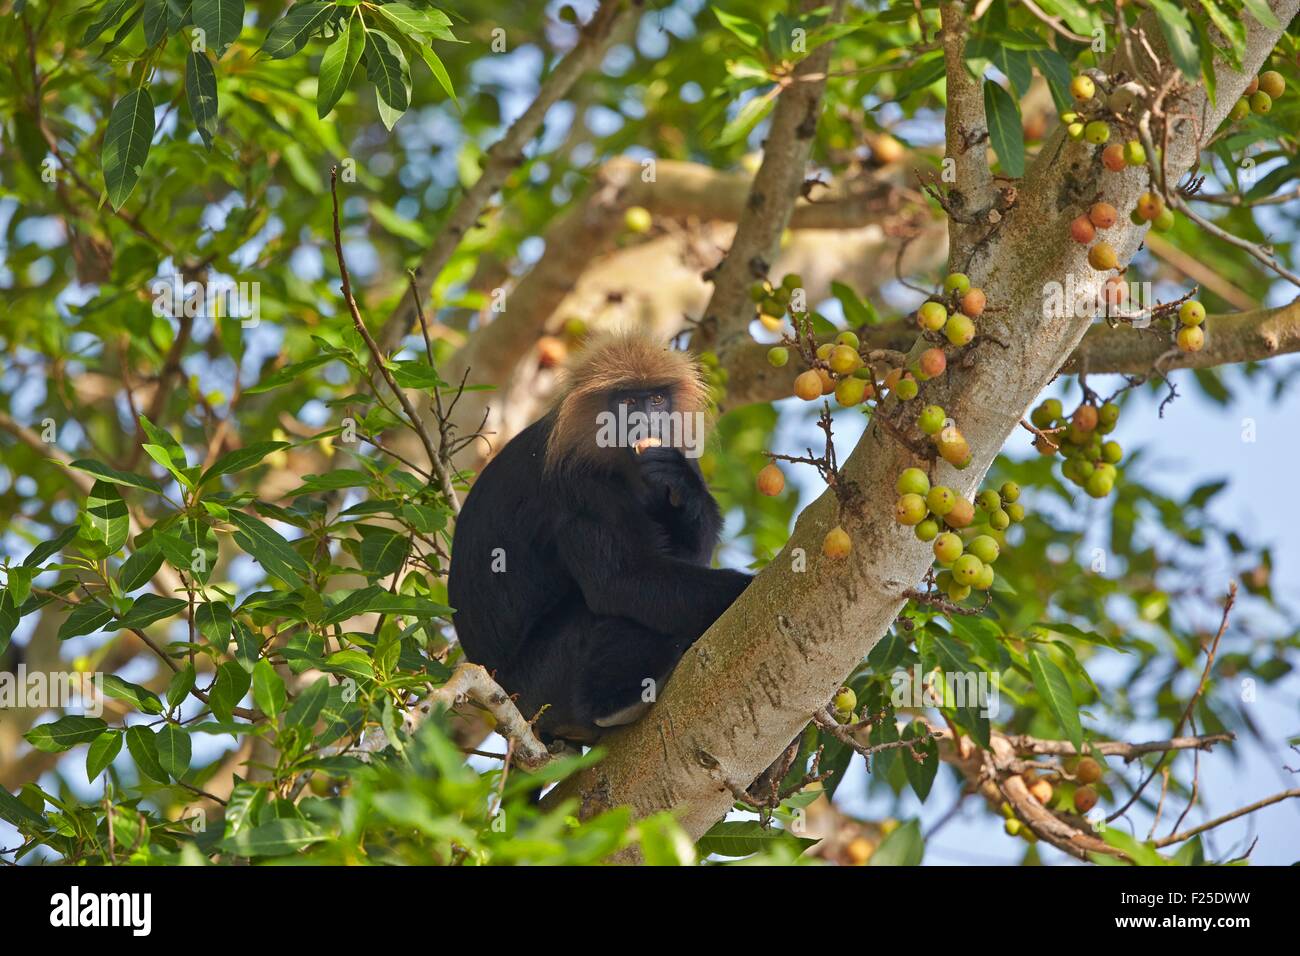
609 387 679 462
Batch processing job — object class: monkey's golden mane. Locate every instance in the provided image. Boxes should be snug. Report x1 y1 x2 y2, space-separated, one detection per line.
545 333 711 470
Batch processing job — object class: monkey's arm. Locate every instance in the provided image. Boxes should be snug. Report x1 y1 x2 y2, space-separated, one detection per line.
554 514 750 638
635 450 723 564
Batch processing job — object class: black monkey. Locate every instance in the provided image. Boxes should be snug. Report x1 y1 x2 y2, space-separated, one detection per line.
447 335 750 745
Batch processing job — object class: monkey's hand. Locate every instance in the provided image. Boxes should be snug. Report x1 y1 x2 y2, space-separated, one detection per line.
635 447 703 510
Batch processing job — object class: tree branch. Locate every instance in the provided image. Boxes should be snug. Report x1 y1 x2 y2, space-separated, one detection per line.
357 663 552 770
1151 788 1300 848
693 0 847 357
940 1 996 262
722 298 1300 407
331 168 461 514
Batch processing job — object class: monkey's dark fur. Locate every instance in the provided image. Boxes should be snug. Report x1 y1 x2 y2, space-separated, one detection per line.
448 336 750 745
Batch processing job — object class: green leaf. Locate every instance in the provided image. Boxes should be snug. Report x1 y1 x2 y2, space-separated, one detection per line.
868 818 925 866
357 525 411 578
285 469 372 497
198 441 290 486
86 731 123 782
7 567 33 607
193 0 245 55
23 526 79 568
284 675 330 728
368 593 452 618
253 659 287 717
195 600 233 646
185 50 219 150
139 414 190 471
80 479 131 556
1149 0 1200 80
244 353 340 394
101 88 155 211
260 2 336 58
320 585 384 625
0 786 48 830
156 723 192 780
696 820 807 857
982 79 1024 178
209 661 251 723
969 40 1031 97
1241 0 1280 29
1027 647 1083 749
892 51 945 101
324 649 373 682
1095 826 1169 866
0 590 17 655
372 2 455 41
901 720 939 801
118 546 164 592
390 361 448 390
364 30 410 129
167 665 197 710
220 818 326 857
830 280 879 327
415 44 457 103
68 459 164 494
717 86 778 146
1028 47 1073 114
317 11 365 118
712 6 764 48
25 715 109 753
152 518 217 583
83 0 137 45
108 593 188 631
229 511 311 587
125 725 170 784
101 674 164 715
58 602 114 640
144 0 170 44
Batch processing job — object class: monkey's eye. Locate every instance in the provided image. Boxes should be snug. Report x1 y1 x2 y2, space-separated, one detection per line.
649 393 666 406
619 397 637 407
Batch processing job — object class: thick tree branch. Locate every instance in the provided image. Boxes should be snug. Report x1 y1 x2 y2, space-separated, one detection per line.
1059 298 1300 374
379 0 636 353
693 0 846 357
940 1 996 262
722 298 1300 407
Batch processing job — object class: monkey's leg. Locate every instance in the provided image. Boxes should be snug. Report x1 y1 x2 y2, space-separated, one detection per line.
550 607 691 735
512 602 684 744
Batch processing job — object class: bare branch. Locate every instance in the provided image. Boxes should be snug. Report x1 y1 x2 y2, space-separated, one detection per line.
1153 788 1300 848
359 663 552 770
331 167 461 514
